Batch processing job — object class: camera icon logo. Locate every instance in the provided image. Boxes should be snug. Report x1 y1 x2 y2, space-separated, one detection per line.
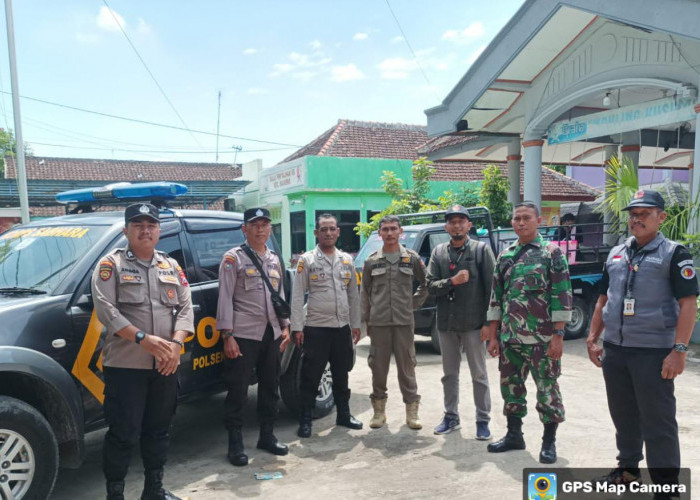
527 473 557 500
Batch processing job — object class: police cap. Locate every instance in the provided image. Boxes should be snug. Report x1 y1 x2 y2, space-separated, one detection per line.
244 207 272 223
125 203 159 224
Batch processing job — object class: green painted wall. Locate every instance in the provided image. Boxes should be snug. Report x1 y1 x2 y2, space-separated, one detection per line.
305 156 413 190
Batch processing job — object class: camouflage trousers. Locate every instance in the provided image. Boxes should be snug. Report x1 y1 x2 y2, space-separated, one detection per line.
498 343 565 424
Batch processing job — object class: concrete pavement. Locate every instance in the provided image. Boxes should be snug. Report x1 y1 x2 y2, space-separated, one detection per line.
51 336 700 499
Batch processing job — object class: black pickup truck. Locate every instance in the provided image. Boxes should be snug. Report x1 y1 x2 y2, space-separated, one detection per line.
354 207 613 353
0 184 332 499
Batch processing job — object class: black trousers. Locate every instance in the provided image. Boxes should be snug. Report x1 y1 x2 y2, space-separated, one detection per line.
602 343 680 485
300 325 354 410
222 324 281 430
102 366 178 482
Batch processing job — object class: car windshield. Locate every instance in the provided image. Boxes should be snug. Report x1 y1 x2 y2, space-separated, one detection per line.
0 225 110 293
354 230 418 269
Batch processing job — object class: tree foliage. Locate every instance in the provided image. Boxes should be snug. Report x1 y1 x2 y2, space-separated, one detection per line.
355 157 440 238
0 128 33 177
480 164 512 227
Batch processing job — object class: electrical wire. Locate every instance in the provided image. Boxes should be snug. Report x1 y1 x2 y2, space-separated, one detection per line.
28 140 294 154
384 0 439 101
0 90 301 147
101 0 203 149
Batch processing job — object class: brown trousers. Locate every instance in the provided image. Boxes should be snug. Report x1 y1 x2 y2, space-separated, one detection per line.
367 325 420 403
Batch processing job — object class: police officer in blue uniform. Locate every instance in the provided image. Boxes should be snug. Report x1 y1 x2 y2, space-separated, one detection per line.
586 189 698 497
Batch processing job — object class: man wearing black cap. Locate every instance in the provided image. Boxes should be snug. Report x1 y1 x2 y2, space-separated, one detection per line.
586 189 698 495
216 207 291 466
426 205 495 439
92 203 194 500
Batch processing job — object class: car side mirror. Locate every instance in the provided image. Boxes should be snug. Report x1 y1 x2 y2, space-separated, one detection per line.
76 293 93 308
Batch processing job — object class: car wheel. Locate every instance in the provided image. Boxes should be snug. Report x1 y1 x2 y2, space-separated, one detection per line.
279 348 334 419
0 396 58 500
565 296 589 340
430 318 441 354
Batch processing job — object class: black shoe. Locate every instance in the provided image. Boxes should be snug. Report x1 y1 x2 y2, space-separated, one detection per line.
539 422 557 464
596 467 642 486
227 428 249 466
257 425 289 456
336 410 363 430
106 480 125 500
297 408 313 438
140 470 182 500
487 416 526 453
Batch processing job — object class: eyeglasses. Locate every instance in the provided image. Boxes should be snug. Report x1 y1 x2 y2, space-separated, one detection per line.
318 227 339 233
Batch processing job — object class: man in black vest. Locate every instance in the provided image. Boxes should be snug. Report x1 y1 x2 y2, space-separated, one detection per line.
426 205 495 439
586 189 698 496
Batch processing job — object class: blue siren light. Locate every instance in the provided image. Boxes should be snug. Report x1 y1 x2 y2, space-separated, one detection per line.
56 182 188 204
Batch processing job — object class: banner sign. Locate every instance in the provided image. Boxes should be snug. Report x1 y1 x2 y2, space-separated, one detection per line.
547 97 696 145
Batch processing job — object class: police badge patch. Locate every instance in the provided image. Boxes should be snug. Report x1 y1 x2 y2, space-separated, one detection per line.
99 260 113 281
680 265 696 280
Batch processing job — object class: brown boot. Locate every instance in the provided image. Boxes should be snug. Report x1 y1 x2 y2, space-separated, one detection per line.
405 401 422 430
369 398 387 429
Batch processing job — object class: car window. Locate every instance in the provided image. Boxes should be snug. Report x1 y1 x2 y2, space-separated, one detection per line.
0 225 110 293
156 234 186 271
429 232 450 251
185 218 245 283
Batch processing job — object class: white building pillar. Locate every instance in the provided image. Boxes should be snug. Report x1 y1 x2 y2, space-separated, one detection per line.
507 139 522 205
603 144 619 245
523 139 543 210
689 105 700 233
620 131 640 179
281 196 292 265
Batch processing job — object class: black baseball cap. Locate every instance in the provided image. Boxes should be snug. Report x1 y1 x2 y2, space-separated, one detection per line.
445 204 470 220
244 207 271 223
125 203 159 224
623 189 665 211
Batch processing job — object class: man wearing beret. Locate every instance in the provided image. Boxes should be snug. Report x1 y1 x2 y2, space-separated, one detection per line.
587 189 698 495
92 203 194 500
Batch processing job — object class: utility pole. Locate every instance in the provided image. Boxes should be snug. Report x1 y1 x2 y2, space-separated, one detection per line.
216 91 221 162
4 0 29 223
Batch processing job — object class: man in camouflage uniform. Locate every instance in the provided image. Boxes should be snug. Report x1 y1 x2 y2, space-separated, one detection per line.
485 201 572 464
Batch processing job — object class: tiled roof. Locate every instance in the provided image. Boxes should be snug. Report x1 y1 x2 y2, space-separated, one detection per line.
417 134 480 155
4 156 241 181
431 162 600 202
279 119 428 163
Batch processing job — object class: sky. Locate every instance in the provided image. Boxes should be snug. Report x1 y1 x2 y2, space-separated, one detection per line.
0 0 524 169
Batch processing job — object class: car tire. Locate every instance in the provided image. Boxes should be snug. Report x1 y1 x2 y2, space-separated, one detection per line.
565 296 589 340
430 318 442 354
0 396 59 500
279 348 334 419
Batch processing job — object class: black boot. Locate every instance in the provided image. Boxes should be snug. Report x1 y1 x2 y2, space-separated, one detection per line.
487 416 526 453
140 469 181 500
106 480 125 500
539 422 558 464
257 423 289 456
336 401 363 430
297 408 313 438
227 427 248 466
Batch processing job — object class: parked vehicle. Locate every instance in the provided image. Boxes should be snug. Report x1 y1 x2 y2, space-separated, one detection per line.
354 207 612 353
0 183 332 499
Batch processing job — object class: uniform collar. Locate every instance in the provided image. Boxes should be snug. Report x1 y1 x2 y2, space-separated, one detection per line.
508 233 544 250
124 245 157 264
376 244 409 259
314 245 337 261
627 232 665 253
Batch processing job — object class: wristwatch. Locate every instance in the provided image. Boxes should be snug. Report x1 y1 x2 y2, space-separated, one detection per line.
135 330 146 344
673 343 689 353
223 331 236 339
171 338 184 348
553 329 566 337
